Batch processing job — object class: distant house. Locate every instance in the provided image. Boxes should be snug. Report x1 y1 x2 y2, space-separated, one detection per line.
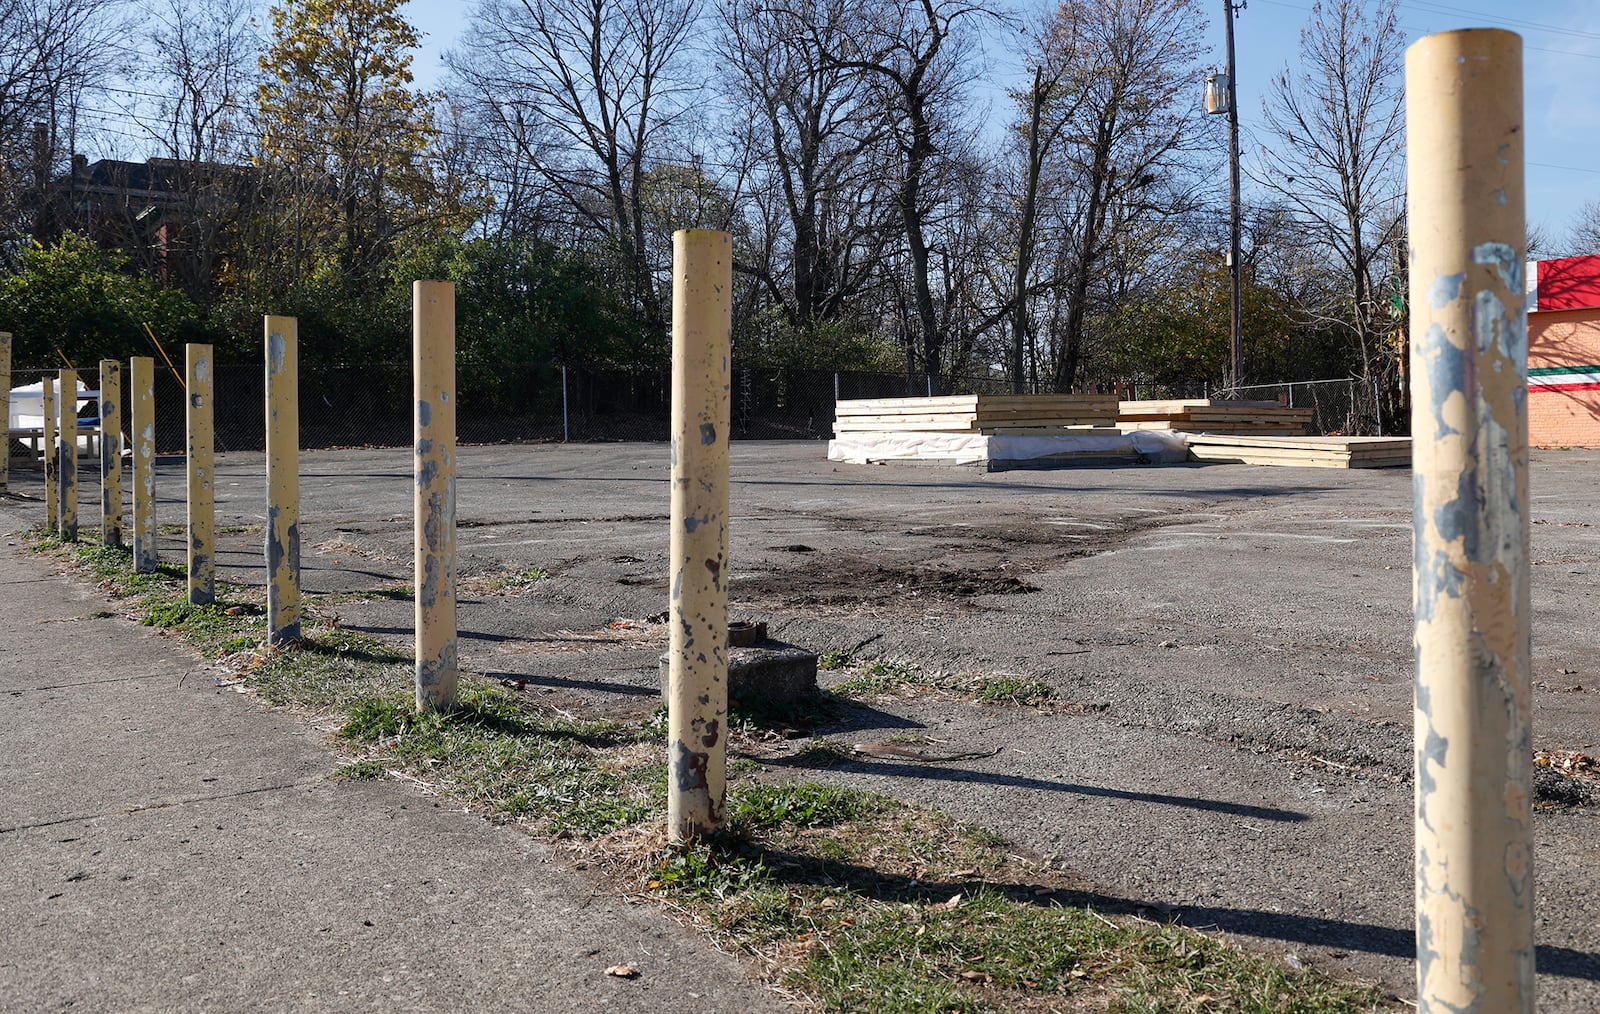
43 155 256 294
1527 254 1600 448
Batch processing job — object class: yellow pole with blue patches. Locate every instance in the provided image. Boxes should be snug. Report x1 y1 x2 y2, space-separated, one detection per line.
186 344 215 605
414 281 457 711
42 374 57 530
1406 29 1534 1014
57 368 77 541
98 360 123 547
666 229 732 844
0 332 10 491
130 356 157 572
265 316 300 644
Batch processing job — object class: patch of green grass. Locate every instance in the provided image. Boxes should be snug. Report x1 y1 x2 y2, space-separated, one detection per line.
139 593 262 656
249 627 411 708
495 567 549 590
322 583 413 604
729 783 897 834
832 657 922 698
336 686 665 836
219 524 262 535
973 675 1052 706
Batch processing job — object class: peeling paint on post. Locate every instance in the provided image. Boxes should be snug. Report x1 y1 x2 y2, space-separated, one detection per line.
414 281 457 712
99 360 123 547
186 344 215 605
265 316 300 645
42 375 57 530
57 369 77 541
666 229 732 844
130 357 157 572
0 333 10 491
1406 29 1534 1014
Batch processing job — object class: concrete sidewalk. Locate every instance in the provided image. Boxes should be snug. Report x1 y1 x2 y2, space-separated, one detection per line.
0 497 785 1013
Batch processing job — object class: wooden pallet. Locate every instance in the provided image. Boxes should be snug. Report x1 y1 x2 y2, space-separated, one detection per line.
1185 434 1411 469
1118 399 1312 435
835 394 1118 434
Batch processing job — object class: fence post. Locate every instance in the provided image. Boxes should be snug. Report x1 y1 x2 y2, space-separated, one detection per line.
186 344 215 605
98 360 123 547
667 229 732 844
561 363 569 443
42 376 56 531
265 316 300 645
57 369 77 541
0 332 9 492
130 357 157 572
414 281 458 712
1406 29 1534 1013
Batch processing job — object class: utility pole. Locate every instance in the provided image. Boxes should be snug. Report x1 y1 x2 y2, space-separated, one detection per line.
1224 0 1244 391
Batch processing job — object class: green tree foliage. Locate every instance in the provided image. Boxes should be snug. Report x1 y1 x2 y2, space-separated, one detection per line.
0 232 203 366
255 0 480 291
393 235 644 367
1093 251 1303 388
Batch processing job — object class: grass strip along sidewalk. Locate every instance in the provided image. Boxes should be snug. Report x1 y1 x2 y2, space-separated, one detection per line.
28 532 1400 1014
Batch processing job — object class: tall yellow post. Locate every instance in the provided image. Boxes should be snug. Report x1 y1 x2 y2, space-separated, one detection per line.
0 332 10 492
57 368 77 541
98 360 123 547
666 230 732 844
42 375 57 531
265 316 300 644
1407 29 1534 1013
186 344 215 605
130 357 157 572
414 281 457 711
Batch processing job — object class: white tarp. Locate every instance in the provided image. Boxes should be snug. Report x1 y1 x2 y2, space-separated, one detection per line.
9 378 95 430
827 429 1189 467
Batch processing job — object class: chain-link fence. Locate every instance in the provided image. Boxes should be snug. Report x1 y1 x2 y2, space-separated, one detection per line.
7 362 1376 454
1225 379 1380 436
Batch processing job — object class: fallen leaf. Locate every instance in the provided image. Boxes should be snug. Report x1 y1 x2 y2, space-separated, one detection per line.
959 970 991 984
604 964 639 979
942 892 963 910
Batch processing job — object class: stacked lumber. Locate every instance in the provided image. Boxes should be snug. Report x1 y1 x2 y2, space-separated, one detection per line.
1185 434 1411 469
834 394 1119 435
1118 399 1312 435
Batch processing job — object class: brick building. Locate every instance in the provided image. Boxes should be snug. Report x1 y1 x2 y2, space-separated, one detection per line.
1527 254 1600 448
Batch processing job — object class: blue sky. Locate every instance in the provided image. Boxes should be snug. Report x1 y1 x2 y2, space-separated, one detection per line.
403 0 1600 246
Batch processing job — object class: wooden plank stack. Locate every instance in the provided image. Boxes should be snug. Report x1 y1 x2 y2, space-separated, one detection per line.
834 394 1120 435
1118 399 1313 435
1185 434 1412 469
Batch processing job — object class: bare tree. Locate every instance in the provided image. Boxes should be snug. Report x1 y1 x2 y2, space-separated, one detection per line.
1018 0 1210 392
451 0 702 344
719 0 895 329
1257 0 1405 422
0 0 122 254
1565 199 1600 258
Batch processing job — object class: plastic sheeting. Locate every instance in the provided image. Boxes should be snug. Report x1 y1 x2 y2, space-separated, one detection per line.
827 429 1190 467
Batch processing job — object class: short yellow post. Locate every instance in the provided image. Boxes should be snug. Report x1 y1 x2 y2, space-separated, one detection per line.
414 281 457 711
57 368 77 541
186 344 215 605
1406 29 1535 1013
98 360 123 547
42 375 57 530
265 316 300 644
0 332 10 491
666 229 732 844
130 357 157 572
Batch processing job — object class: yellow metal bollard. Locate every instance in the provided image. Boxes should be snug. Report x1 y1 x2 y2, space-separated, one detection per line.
265 316 300 644
42 375 57 530
666 230 732 844
57 368 77 541
98 360 123 547
186 344 215 605
1406 29 1534 1014
414 281 457 711
0 332 9 492
130 357 157 572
